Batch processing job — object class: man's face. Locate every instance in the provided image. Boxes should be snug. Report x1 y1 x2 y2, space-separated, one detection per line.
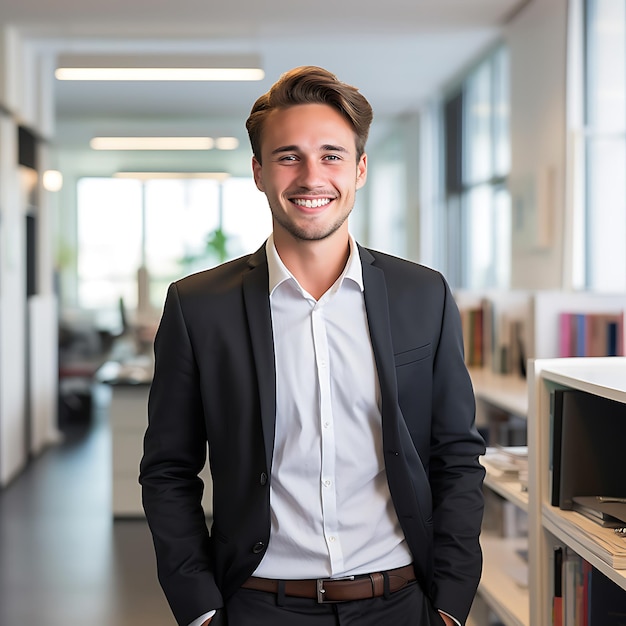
252 103 367 245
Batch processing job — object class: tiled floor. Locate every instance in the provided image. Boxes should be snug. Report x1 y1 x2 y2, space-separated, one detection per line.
0 394 175 626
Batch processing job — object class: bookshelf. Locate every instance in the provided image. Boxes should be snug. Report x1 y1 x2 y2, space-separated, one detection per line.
530 291 626 359
527 357 626 625
457 290 626 370
459 290 626 626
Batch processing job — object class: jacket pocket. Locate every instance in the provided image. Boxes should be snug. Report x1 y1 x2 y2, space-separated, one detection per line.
394 344 431 367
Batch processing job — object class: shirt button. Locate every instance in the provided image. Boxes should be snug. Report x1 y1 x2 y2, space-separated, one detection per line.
259 472 268 485
328 536 336 542
323 422 330 429
252 542 265 554
324 479 331 487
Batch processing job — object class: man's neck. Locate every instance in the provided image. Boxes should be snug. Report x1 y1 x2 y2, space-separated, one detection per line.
273 231 351 301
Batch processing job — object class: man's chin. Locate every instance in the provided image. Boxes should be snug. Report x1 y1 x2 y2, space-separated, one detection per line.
276 216 350 243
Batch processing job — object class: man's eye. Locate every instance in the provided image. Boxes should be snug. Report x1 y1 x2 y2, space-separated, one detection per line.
278 155 297 162
324 154 341 161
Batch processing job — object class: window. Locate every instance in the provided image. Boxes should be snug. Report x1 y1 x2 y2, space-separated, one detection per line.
584 0 626 291
76 176 272 321
77 178 144 312
442 46 511 289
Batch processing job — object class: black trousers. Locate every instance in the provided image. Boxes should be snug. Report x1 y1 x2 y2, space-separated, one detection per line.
211 582 446 626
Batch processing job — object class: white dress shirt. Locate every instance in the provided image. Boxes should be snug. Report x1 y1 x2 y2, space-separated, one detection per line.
254 234 412 579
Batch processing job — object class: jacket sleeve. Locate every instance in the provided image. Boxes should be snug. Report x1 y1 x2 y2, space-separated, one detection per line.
139 283 222 625
429 276 486 623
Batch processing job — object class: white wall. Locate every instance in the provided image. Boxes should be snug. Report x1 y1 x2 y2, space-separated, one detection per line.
506 0 569 289
0 27 60 485
0 113 28 485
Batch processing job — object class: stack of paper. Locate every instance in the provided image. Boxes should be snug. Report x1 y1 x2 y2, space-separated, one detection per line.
554 509 626 569
483 446 529 490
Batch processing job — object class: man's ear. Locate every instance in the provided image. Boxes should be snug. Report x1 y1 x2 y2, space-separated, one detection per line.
252 156 265 192
356 153 367 190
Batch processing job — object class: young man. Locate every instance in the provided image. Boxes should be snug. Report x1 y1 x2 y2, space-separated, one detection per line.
140 66 485 626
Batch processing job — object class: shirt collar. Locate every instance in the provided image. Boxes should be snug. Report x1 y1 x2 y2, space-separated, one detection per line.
266 233 364 296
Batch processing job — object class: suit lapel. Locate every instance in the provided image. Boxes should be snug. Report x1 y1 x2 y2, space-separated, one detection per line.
359 246 400 415
242 246 276 474
360 247 433 589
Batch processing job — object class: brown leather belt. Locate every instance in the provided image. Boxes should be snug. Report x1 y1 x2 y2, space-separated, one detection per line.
241 564 416 603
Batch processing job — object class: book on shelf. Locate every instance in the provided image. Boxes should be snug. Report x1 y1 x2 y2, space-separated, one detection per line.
461 304 484 368
553 547 563 626
556 548 626 625
550 387 565 507
562 548 583 626
496 314 525 377
587 560 626 625
459 297 526 376
558 310 625 357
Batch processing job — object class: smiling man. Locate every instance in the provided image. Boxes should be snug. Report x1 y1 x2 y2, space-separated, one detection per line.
140 66 486 626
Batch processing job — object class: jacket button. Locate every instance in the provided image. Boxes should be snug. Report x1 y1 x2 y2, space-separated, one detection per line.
252 542 265 554
260 472 268 485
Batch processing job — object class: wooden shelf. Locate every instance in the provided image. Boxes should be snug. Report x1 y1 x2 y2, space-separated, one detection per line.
469 368 528 417
483 470 529 512
542 505 626 590
538 356 626 402
478 534 530 626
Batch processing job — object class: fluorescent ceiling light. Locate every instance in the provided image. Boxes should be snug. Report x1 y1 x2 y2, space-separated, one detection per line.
55 54 264 81
91 137 215 150
114 172 230 181
215 137 239 150
56 67 264 81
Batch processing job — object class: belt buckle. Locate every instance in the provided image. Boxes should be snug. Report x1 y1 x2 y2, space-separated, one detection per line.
316 575 355 603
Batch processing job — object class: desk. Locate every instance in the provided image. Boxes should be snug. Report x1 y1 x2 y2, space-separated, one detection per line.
99 360 213 518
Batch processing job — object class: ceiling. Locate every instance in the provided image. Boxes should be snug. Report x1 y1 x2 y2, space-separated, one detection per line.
1 0 529 167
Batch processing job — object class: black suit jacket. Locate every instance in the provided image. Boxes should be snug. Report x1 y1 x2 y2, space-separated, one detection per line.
139 244 485 626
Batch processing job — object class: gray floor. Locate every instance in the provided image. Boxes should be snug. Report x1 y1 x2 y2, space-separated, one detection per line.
0 393 175 626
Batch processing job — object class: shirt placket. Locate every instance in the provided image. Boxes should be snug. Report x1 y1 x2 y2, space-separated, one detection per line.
310 301 344 574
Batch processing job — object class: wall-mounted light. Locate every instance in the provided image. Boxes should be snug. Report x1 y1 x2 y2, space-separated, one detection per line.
55 54 264 82
42 170 63 192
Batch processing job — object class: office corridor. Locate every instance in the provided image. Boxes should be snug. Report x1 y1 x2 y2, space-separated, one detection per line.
0 391 174 626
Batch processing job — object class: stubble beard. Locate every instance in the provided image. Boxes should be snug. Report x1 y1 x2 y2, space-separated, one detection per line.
271 200 353 242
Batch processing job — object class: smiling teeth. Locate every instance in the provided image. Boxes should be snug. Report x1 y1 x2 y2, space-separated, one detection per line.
293 198 331 208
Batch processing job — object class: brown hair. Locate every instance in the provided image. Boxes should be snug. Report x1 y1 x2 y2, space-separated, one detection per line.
245 66 373 163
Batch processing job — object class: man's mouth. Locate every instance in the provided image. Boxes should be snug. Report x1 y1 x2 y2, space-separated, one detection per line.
292 198 332 209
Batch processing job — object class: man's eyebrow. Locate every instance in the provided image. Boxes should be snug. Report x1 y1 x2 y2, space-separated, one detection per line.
321 144 349 153
270 144 350 156
271 145 299 155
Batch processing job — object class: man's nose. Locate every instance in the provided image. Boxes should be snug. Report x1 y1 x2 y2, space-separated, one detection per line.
297 158 325 187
